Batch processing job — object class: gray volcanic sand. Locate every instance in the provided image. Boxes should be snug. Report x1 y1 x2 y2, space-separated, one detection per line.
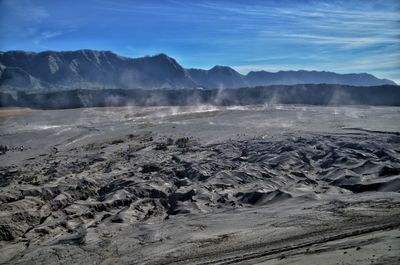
0 105 400 264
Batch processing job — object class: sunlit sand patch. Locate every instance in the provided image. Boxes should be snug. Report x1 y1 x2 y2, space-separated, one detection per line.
53 127 72 136
0 108 33 118
65 133 99 146
30 125 65 130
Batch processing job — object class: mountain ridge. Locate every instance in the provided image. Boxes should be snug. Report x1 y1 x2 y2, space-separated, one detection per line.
0 49 396 91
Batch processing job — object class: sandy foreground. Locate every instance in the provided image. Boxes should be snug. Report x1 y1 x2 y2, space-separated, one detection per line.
0 105 399 265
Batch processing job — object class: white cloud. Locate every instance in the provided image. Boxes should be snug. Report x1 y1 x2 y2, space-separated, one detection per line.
0 0 50 46
33 31 63 45
269 34 399 48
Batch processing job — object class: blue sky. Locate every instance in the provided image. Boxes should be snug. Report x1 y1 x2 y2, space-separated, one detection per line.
1 0 399 82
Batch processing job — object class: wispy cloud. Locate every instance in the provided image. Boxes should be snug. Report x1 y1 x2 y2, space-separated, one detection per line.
0 0 49 28
0 0 50 46
269 34 399 48
186 0 399 80
1 0 398 82
33 31 63 45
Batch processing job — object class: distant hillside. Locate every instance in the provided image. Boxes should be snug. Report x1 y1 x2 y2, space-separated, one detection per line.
187 66 248 88
0 50 396 91
245 70 396 87
1 84 399 109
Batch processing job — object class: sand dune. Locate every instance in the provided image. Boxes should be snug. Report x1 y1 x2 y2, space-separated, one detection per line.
0 105 399 264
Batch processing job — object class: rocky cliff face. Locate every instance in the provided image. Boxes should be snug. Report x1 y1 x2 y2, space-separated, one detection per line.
0 50 196 90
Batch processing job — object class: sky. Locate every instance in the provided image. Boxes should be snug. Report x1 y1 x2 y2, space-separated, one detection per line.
0 0 399 82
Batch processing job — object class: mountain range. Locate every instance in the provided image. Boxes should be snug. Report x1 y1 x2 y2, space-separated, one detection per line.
0 49 396 91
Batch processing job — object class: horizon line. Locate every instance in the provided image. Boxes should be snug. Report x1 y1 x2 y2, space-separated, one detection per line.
0 48 397 83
